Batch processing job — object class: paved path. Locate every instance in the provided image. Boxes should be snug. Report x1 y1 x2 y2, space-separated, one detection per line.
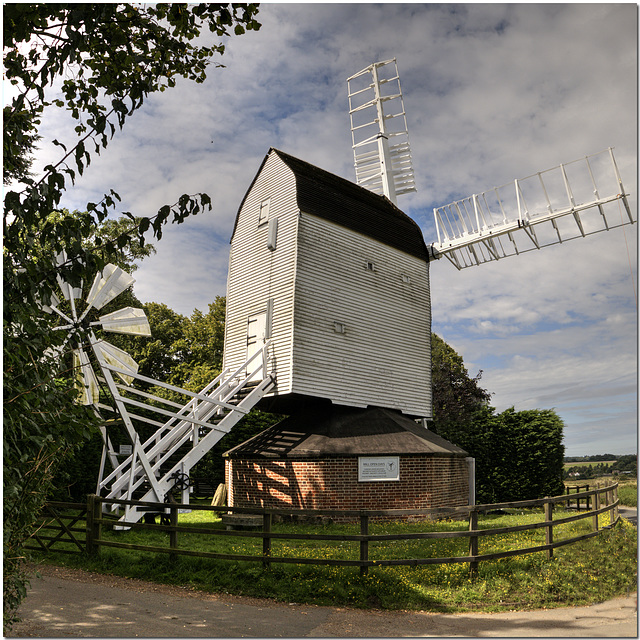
8 564 637 638
619 507 637 525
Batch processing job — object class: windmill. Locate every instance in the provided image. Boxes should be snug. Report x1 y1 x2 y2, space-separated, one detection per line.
46 253 150 405
347 59 634 265
46 255 275 524
46 58 634 522
221 59 634 516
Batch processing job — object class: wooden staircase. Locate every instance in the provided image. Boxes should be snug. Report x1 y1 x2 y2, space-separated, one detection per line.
95 340 275 524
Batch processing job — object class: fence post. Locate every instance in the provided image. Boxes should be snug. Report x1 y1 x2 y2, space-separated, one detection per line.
86 494 102 557
586 484 590 511
468 509 479 578
262 512 271 570
544 500 553 559
169 503 178 563
592 487 599 531
360 514 369 577
613 483 619 523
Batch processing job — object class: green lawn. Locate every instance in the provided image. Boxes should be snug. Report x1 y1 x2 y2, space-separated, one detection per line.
32 506 637 613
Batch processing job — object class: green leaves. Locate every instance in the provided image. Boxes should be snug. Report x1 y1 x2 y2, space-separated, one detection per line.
431 332 491 434
429 334 565 504
3 5 262 631
477 408 566 503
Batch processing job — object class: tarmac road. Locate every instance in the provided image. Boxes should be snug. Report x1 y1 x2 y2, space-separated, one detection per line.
8 563 638 638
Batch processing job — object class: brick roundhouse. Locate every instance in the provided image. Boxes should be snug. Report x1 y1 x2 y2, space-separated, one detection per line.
224 406 470 521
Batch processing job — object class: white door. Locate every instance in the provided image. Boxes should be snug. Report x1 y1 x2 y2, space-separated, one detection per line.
246 311 267 380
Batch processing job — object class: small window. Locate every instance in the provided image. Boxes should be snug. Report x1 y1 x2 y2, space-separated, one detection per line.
258 198 270 226
365 261 376 272
333 321 346 334
401 273 411 284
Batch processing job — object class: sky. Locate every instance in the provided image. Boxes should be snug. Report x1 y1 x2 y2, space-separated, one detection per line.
21 3 638 457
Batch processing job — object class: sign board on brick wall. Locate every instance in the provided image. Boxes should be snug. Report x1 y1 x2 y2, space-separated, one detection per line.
358 456 400 481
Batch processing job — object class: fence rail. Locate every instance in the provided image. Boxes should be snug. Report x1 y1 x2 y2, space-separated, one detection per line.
29 483 621 576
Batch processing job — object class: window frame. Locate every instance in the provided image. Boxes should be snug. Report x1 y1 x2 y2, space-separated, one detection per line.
258 198 271 226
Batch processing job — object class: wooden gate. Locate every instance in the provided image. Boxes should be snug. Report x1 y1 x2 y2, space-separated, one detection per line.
24 501 87 555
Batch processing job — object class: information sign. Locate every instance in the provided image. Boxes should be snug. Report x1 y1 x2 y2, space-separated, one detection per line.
358 456 400 481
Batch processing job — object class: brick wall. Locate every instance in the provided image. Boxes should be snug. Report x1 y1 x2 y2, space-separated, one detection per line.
225 455 469 518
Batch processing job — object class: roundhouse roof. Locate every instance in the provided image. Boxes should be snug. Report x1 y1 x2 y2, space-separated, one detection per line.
232 148 430 262
223 406 467 459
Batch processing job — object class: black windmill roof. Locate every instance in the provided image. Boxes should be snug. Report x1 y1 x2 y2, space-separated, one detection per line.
223 406 467 459
232 148 430 262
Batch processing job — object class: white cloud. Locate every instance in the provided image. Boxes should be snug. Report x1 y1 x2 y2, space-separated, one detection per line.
23 4 637 455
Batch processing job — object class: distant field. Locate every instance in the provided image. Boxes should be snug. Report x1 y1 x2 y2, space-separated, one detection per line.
563 460 616 469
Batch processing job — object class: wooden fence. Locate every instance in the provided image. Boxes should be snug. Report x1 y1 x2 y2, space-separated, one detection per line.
29 483 620 576
565 484 592 510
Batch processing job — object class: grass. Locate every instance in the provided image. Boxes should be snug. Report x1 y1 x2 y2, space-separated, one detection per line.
31 504 637 613
618 484 637 508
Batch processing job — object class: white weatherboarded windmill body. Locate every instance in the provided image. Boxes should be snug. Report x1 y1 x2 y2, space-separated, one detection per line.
222 148 433 418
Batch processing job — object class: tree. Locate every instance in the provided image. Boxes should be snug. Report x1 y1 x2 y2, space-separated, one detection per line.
116 302 189 380
475 408 565 503
430 333 492 441
611 455 637 475
166 296 227 390
429 334 565 504
3 5 261 631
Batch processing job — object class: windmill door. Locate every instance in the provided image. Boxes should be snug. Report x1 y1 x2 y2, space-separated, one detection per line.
246 310 267 381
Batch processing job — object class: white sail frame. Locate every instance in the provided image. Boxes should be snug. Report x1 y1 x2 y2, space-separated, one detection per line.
430 148 634 269
347 58 417 204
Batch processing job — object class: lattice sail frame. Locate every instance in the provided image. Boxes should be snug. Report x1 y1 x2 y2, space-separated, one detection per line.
347 58 417 204
430 148 634 269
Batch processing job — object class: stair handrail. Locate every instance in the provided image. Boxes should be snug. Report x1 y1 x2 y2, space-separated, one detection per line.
101 341 273 500
122 374 277 519
147 374 277 497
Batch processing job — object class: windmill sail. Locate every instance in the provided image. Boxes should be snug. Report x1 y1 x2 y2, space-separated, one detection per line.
93 339 139 385
84 264 135 313
73 347 100 405
55 251 82 317
347 58 416 204
96 307 151 336
429 148 634 269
